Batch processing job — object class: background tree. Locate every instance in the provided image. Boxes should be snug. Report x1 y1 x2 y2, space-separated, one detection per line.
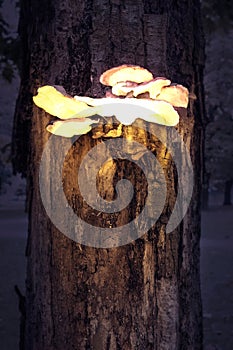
0 0 21 195
202 0 233 207
13 0 205 349
0 0 19 81
201 0 233 34
205 114 233 205
204 31 233 205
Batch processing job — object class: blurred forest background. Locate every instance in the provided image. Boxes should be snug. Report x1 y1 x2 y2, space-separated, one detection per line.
0 0 23 201
0 0 232 206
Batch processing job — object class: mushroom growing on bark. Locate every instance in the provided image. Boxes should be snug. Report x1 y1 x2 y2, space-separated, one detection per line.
33 86 100 136
111 78 171 99
100 65 187 105
74 96 179 126
100 64 153 86
33 85 95 119
131 78 171 99
155 84 189 108
33 65 190 137
111 81 139 97
46 118 96 137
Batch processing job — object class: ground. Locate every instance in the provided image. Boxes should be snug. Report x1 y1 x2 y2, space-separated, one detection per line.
0 190 232 349
201 194 233 350
0 198 27 350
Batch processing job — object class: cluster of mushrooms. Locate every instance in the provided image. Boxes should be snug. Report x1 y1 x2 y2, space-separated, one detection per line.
33 64 190 137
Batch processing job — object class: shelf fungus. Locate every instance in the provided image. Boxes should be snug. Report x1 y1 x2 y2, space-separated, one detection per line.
101 65 189 108
100 64 154 86
156 84 189 108
46 118 96 138
33 64 190 137
33 85 95 119
74 96 179 126
112 78 171 99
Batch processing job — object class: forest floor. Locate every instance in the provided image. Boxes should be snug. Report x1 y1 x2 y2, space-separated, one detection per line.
0 190 232 350
0 197 27 350
201 193 233 350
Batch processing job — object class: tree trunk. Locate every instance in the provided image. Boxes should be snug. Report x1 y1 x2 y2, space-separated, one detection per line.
13 1 205 349
223 179 232 205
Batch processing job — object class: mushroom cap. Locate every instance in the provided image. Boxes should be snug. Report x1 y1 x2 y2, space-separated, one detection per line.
100 64 153 86
33 85 97 119
156 84 189 108
132 78 171 99
76 96 179 126
33 86 89 119
111 77 171 99
112 81 139 96
46 118 94 137
134 99 179 126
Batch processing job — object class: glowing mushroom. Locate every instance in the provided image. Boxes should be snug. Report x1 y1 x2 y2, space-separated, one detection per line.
155 84 189 108
33 85 95 119
109 98 179 126
46 118 96 137
132 78 171 99
112 81 139 97
111 78 171 99
33 63 187 139
100 66 173 101
100 64 153 86
75 96 179 126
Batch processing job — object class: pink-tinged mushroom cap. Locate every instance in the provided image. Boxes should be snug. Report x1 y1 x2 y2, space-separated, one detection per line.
132 78 171 99
100 64 154 86
156 84 189 108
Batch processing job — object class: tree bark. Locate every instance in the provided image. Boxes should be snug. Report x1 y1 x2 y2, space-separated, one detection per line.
223 179 232 205
13 1 205 349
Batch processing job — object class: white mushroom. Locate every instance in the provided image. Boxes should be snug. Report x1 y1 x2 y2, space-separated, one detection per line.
109 99 179 126
75 96 179 126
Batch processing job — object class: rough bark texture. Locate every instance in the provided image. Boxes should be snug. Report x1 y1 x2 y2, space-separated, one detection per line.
13 0 205 349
